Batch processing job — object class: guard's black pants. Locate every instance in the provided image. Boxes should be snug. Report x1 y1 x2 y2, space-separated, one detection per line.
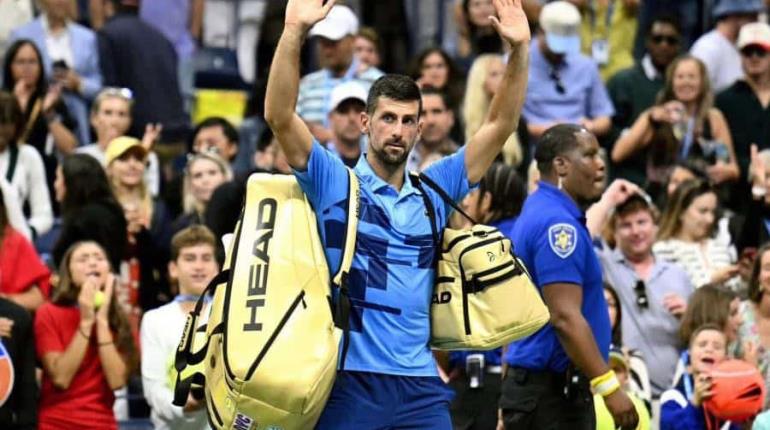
499 367 595 430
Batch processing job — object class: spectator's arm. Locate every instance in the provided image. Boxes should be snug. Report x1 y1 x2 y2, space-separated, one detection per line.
527 121 560 139
190 0 204 41
24 148 53 238
465 29 529 183
47 114 78 154
583 116 611 137
95 319 128 390
79 34 103 100
140 313 186 422
706 108 740 183
4 286 45 312
38 319 92 390
611 108 654 163
586 179 641 237
586 64 615 137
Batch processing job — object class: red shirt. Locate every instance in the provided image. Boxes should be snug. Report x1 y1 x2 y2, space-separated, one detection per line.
0 227 50 296
34 303 117 430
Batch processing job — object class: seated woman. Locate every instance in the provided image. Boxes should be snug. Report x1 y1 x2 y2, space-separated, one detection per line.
172 152 232 235
654 179 741 291
2 39 78 207
612 56 739 201
0 185 49 311
35 241 137 430
0 90 53 239
660 324 738 430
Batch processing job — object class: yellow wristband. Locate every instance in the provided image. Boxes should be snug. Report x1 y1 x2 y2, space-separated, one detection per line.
593 376 621 397
590 369 616 389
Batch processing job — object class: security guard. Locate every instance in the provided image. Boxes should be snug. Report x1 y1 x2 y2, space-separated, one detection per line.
499 124 639 430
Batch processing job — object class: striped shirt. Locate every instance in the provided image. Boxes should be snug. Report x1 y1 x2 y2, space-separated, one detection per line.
652 238 740 290
296 59 383 126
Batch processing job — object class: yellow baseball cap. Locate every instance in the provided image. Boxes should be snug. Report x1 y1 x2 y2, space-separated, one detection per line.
105 136 147 166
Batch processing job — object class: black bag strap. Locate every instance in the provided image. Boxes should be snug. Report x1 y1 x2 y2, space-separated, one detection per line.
417 173 479 225
5 144 18 183
172 269 229 406
409 173 440 249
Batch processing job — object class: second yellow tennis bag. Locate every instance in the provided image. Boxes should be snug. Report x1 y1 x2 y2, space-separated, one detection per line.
410 173 550 351
173 170 359 430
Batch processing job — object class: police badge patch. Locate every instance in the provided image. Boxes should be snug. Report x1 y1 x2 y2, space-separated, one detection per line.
548 223 577 258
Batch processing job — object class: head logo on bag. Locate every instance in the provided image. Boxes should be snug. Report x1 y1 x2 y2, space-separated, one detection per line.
244 198 277 332
432 291 452 304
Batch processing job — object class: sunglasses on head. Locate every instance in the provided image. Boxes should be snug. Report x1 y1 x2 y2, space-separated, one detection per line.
741 45 769 58
101 86 134 100
650 35 680 46
634 280 649 309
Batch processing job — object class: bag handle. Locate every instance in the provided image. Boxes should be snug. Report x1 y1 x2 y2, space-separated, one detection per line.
332 168 360 369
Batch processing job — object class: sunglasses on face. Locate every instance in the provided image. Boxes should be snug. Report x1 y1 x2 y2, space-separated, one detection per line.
650 35 680 46
634 280 649 309
741 46 769 58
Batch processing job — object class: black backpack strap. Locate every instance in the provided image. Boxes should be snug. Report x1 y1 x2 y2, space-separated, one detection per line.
5 144 18 183
410 173 439 249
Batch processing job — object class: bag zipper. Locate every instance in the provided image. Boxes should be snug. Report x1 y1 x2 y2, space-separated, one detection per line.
245 290 307 380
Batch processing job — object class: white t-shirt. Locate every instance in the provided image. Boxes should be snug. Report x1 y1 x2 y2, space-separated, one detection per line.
0 144 53 237
76 143 161 197
691 29 743 93
140 300 211 430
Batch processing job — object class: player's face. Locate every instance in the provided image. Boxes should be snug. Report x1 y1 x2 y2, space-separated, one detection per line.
363 97 422 168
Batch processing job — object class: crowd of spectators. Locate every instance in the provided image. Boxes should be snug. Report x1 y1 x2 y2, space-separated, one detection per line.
2 0 770 429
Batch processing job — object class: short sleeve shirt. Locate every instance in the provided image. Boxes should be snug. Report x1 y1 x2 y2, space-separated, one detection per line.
504 181 610 372
293 141 474 376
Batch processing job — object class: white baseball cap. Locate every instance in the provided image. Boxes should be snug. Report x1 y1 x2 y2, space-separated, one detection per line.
539 1 581 55
329 81 367 113
737 22 770 51
309 5 359 41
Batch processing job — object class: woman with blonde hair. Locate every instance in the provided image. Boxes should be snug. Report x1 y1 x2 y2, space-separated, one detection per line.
35 241 137 430
462 54 522 167
105 136 171 323
612 56 739 197
173 151 233 234
653 179 740 290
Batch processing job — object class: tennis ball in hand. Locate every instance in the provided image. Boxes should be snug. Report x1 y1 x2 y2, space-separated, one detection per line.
94 291 105 310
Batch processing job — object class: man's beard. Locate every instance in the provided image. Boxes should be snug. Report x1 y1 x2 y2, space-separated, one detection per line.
371 141 410 167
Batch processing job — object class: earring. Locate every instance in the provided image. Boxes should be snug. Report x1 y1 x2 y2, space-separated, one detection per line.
557 176 564 190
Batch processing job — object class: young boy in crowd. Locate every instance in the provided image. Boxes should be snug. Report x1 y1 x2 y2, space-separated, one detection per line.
140 226 219 430
660 324 738 430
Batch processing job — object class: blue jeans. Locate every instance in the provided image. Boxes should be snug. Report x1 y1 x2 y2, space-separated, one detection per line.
315 371 454 429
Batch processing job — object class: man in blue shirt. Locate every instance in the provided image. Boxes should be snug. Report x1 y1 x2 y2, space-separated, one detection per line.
264 0 531 428
501 124 638 430
523 2 614 142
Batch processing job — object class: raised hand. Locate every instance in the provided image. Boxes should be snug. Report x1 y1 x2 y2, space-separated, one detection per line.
141 123 163 152
284 0 336 31
489 0 531 46
96 273 115 322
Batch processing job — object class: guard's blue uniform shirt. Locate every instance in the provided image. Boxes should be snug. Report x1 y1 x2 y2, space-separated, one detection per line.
294 140 474 376
504 181 610 372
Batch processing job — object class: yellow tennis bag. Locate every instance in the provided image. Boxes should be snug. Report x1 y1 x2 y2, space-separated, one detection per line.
173 170 359 430
410 173 550 351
